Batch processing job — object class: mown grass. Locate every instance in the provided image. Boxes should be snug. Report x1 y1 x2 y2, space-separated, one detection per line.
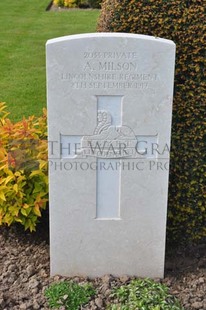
0 1 99 120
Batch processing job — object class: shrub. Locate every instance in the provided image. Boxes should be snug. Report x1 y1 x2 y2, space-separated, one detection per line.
0 103 48 232
53 0 101 8
98 1 206 242
87 0 102 8
53 0 65 7
64 0 78 8
108 278 184 310
45 281 95 309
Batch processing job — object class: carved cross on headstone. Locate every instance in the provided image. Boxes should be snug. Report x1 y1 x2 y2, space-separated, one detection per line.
61 95 157 219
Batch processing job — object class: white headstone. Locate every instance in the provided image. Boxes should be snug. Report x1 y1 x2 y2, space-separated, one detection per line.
46 33 175 278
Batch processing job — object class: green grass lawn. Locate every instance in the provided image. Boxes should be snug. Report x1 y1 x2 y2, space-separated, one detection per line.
0 1 99 121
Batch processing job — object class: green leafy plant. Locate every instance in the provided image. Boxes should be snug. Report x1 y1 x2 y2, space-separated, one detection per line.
98 0 206 242
108 278 184 310
0 102 48 232
45 281 95 309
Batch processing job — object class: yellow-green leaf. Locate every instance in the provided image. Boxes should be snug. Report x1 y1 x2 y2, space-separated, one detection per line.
0 192 6 201
13 184 18 193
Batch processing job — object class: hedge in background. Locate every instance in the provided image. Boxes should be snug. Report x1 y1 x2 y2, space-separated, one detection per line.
98 1 206 241
0 103 48 232
53 0 101 8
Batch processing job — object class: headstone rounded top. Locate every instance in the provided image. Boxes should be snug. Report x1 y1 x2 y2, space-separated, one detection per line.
46 32 175 47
